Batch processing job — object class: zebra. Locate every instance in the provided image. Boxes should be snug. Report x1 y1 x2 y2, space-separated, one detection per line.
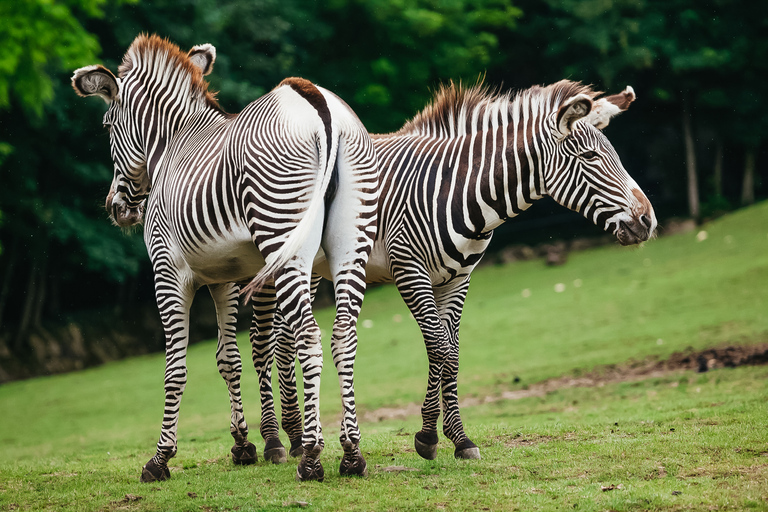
254 80 657 462
72 34 378 482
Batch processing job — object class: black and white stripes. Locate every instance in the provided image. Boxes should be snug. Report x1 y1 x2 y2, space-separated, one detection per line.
258 80 656 462
73 34 378 482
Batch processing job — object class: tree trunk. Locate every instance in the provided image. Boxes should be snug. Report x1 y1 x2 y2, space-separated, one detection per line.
0 236 19 333
713 137 723 197
741 148 756 205
32 253 48 328
15 258 40 350
682 93 700 219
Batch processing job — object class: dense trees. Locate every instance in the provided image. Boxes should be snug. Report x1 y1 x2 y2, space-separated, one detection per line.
0 0 764 372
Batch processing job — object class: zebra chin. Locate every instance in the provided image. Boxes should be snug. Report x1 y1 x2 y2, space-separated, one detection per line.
111 203 144 228
615 218 654 246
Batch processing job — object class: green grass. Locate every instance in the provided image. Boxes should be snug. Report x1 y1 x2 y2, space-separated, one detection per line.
2 202 768 511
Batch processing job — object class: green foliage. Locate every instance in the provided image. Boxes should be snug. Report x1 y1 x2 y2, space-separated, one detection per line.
94 0 330 110
0 0 109 116
306 0 522 132
516 0 653 88
0 0 766 360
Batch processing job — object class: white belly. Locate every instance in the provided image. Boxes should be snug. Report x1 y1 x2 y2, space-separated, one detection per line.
185 236 267 285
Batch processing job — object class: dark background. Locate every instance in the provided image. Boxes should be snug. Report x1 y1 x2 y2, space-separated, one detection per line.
1 0 765 380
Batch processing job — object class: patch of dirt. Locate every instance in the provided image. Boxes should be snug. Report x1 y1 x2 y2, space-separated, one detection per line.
502 433 554 448
102 494 143 512
360 343 768 423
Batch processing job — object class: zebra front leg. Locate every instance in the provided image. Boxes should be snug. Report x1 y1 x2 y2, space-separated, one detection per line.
141 277 194 483
274 267 325 482
434 280 480 460
392 266 449 461
208 283 257 465
249 283 288 463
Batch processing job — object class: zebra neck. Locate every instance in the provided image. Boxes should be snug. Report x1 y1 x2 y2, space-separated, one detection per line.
445 125 544 239
144 104 226 182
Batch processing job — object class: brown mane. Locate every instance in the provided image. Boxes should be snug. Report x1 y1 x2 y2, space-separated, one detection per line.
394 79 602 138
118 34 221 111
546 79 602 106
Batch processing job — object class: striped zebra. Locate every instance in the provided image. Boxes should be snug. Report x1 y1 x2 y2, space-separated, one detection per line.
72 34 378 482
256 80 656 462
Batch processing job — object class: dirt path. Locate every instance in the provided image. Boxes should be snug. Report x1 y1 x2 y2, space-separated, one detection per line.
360 343 768 424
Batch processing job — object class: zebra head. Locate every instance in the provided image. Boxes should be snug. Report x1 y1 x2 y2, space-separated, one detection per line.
72 37 218 228
543 84 656 245
72 64 149 227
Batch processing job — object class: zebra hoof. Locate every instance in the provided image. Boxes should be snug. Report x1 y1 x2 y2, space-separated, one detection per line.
296 455 325 482
414 431 439 460
140 458 170 483
231 441 257 465
288 437 304 458
454 439 481 459
263 438 287 464
339 451 368 477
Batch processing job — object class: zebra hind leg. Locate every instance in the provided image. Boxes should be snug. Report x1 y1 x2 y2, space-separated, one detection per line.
273 267 326 482
321 131 377 477
332 304 367 477
249 283 288 464
274 309 304 458
209 284 257 465
271 273 321 459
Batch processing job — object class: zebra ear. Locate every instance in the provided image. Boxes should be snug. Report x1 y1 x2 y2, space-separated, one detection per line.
586 86 636 130
556 93 593 137
188 44 216 76
71 65 118 104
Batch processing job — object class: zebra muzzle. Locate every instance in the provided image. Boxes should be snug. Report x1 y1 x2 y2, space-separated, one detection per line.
111 202 143 227
616 219 650 246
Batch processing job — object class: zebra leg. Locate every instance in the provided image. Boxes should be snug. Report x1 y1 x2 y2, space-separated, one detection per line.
392 266 450 461
141 274 195 483
249 283 288 464
434 279 480 460
207 283 257 465
321 130 377 477
274 296 303 458
274 266 325 482
328 269 368 477
253 276 320 461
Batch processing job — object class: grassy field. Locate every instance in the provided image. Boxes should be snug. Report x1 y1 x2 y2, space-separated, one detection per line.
1 202 767 511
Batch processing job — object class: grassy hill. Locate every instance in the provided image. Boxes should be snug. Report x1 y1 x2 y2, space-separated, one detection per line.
1 201 767 511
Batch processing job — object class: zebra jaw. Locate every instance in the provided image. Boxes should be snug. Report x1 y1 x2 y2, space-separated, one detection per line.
110 202 144 228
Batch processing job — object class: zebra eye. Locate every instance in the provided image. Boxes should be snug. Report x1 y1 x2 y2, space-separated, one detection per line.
581 151 599 160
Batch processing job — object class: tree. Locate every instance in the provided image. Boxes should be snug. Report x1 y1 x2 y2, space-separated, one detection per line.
0 0 141 340
0 0 109 115
305 0 522 132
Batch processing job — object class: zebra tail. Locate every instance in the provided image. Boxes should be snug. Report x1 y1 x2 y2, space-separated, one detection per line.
241 121 340 304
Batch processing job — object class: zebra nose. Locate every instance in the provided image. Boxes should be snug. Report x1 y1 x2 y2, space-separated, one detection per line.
639 213 652 229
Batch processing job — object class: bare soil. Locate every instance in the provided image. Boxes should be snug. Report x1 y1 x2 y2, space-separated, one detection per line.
360 343 768 424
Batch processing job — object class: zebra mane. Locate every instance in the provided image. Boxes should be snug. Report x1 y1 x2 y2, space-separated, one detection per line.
396 79 602 138
118 34 221 110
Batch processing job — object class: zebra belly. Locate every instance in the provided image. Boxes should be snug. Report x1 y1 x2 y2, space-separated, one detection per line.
184 236 267 285
363 242 394 284
185 239 332 286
